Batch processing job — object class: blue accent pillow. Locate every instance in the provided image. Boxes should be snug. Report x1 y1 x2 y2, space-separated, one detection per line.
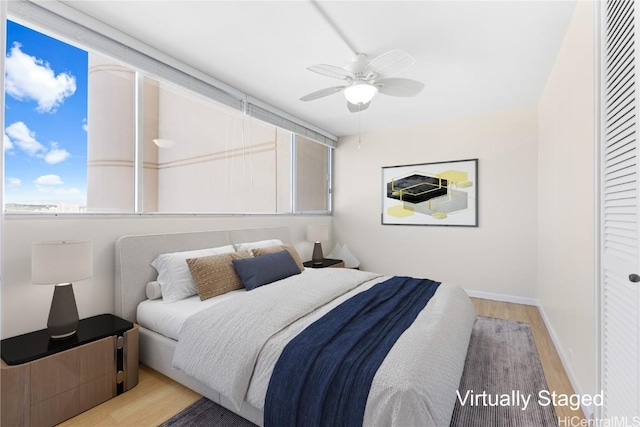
232 250 301 291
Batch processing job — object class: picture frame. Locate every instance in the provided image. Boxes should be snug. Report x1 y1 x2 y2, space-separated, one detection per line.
381 158 478 227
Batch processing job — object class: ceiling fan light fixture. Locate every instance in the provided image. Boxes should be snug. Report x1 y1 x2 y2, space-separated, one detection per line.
344 82 378 105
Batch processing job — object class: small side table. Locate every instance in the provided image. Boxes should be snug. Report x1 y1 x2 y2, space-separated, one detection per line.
1 314 139 427
304 258 345 269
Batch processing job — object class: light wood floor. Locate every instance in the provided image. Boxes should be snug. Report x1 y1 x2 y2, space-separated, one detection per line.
60 298 584 426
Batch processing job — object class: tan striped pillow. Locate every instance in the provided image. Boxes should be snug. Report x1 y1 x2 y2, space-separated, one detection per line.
252 244 304 271
186 251 251 301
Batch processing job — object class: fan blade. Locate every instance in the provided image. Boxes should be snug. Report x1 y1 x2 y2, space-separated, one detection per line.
347 101 371 113
307 64 354 80
300 86 346 101
376 78 424 97
364 50 415 78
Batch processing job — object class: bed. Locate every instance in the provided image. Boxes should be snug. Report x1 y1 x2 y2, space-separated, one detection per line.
114 227 475 426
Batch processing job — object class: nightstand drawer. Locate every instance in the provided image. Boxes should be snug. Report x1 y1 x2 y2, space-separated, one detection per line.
31 387 80 427
30 336 115 404
30 344 82 404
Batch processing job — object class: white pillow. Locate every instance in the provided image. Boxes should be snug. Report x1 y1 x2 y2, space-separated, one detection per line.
234 239 283 256
151 245 235 303
146 281 162 300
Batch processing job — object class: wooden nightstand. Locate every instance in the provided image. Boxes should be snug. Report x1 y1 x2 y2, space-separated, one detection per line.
303 258 345 268
1 314 139 427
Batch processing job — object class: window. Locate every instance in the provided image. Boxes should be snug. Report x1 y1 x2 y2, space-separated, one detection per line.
4 21 88 212
3 16 333 215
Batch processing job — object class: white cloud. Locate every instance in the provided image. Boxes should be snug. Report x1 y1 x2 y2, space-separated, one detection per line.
34 174 64 186
44 142 71 165
33 175 79 197
33 174 83 201
5 42 77 113
82 118 88 132
6 177 21 189
3 133 13 152
5 122 71 163
5 121 45 156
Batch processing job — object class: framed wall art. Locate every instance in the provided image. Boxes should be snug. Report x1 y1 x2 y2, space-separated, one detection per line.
382 158 478 227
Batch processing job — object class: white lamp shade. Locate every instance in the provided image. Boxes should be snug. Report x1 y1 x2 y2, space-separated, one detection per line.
306 224 330 242
32 240 93 285
344 82 378 105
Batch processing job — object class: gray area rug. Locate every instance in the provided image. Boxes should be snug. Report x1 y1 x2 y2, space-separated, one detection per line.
158 397 256 427
159 316 557 427
450 316 558 426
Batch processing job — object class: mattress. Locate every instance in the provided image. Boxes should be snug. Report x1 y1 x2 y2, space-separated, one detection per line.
137 289 245 340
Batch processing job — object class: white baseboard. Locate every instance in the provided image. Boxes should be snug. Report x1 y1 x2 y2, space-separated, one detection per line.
465 289 538 306
536 304 595 420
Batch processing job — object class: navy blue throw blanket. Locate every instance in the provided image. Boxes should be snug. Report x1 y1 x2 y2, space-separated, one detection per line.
264 276 441 427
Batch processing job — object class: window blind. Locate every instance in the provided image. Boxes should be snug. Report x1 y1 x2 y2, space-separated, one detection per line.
247 104 337 149
7 0 338 148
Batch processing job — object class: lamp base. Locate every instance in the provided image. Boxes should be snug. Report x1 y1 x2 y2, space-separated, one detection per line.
312 241 324 265
48 283 79 339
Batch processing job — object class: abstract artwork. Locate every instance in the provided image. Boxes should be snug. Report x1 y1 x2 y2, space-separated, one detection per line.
382 159 478 226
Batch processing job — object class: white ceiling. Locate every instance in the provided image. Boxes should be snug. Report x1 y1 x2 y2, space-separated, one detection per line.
61 0 577 137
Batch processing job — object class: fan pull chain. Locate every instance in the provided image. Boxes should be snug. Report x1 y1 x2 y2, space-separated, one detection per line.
358 108 362 149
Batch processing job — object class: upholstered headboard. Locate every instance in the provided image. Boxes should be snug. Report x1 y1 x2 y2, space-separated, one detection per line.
114 227 291 322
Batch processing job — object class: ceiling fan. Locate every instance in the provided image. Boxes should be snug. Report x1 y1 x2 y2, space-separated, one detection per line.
300 49 424 113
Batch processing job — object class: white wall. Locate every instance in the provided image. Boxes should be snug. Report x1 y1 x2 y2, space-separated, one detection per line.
538 0 595 403
1 215 331 338
334 106 539 299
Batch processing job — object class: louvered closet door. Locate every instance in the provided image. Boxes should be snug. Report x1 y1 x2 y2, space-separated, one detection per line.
602 0 640 419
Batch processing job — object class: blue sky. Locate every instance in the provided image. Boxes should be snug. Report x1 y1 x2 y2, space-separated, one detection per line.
4 20 88 205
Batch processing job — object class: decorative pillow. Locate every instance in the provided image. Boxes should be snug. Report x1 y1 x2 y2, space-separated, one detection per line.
186 251 251 301
145 281 162 300
150 245 235 303
233 239 283 256
252 244 305 271
232 250 301 291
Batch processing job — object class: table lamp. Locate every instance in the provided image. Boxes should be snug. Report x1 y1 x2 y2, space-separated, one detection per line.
306 224 330 265
32 240 93 339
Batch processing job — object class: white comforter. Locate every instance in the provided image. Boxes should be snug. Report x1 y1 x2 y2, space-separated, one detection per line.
173 268 475 427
